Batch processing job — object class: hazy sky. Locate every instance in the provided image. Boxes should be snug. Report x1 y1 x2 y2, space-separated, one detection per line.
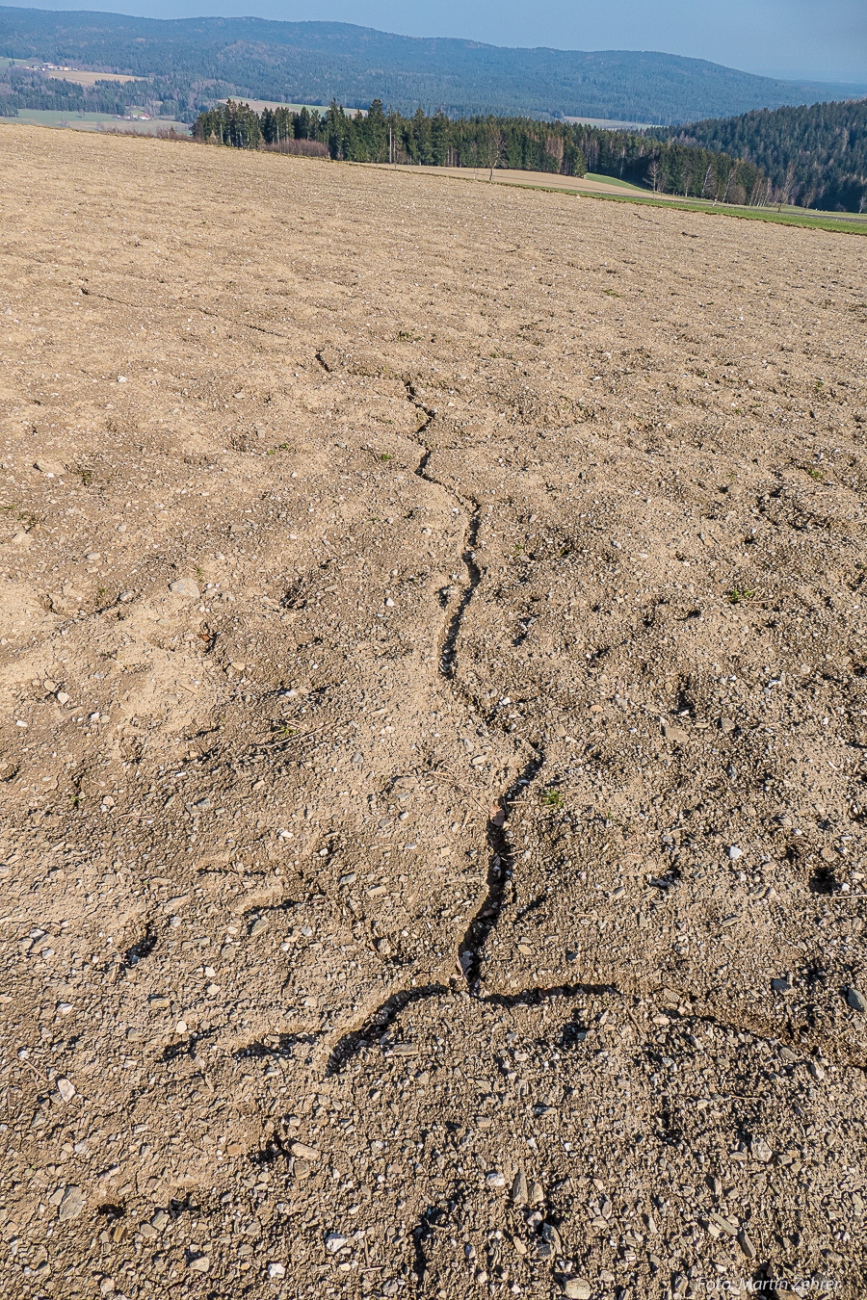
17 0 867 83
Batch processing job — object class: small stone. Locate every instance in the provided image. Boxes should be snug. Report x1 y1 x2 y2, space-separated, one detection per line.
529 1181 544 1205
267 1262 285 1279
737 1228 756 1259
807 1060 825 1081
187 1254 210 1273
43 678 57 692
562 1280 592 1299
169 578 200 598
57 1077 76 1102
325 1232 348 1253
846 987 866 1013
486 1171 506 1188
85 551 101 561
56 691 70 705
771 977 791 993
289 1141 319 1162
511 1168 528 1206
151 1210 169 1230
727 845 743 860
540 1222 562 1252
57 1185 85 1221
249 917 268 937
750 1136 772 1163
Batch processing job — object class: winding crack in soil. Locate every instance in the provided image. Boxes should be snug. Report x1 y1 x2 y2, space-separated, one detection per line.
324 377 554 1072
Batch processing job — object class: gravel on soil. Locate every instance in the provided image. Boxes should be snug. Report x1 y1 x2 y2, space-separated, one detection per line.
0 124 865 1299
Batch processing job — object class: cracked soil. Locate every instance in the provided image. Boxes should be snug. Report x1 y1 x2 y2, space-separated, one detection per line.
1 125 867 1300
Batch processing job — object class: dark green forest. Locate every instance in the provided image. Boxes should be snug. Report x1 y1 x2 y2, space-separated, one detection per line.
662 99 867 212
1 6 864 124
194 99 768 205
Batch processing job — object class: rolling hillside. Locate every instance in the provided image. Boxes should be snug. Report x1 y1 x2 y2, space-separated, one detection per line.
1 5 865 124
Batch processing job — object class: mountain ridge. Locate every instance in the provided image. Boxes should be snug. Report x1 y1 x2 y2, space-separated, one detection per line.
1 6 865 123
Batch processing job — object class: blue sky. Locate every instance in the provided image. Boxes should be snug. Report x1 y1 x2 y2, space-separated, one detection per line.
17 0 867 83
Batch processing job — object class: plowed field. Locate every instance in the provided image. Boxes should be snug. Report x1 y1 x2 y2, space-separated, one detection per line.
1 124 866 1299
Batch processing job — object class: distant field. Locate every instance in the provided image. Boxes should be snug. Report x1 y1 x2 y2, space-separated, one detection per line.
45 69 142 86
0 59 140 85
0 109 189 135
584 171 646 191
562 115 659 130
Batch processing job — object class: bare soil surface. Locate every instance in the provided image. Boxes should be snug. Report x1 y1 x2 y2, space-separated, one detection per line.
384 165 654 199
1 124 866 1300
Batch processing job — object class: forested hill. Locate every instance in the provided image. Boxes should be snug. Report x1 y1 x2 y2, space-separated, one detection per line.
1 5 865 124
665 99 867 212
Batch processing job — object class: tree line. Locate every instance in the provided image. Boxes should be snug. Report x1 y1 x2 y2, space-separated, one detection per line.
661 98 867 212
193 100 768 203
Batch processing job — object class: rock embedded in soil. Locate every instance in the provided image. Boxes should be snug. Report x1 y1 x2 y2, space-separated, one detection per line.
56 1186 85 1222
168 578 200 598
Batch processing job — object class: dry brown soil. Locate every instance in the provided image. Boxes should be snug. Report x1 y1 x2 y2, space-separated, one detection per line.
384 166 667 201
1 124 867 1300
